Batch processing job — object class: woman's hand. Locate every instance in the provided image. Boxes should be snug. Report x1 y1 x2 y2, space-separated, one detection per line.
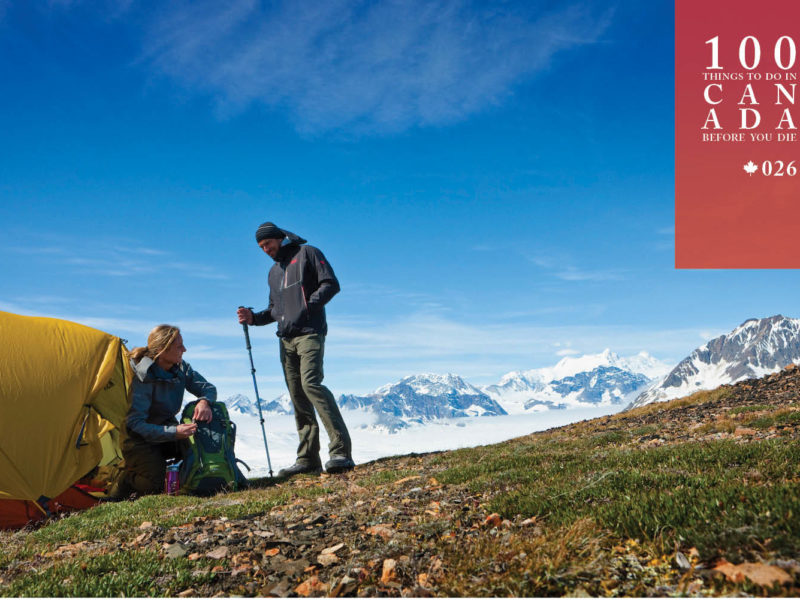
193 398 213 423
176 423 197 439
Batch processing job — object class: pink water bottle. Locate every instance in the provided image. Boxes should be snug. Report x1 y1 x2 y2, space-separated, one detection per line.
165 463 180 495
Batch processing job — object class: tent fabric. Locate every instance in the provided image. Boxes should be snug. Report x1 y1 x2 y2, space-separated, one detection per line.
0 311 132 527
0 486 101 530
0 498 45 530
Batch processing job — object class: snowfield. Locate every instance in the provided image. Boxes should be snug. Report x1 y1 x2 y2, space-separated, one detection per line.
233 405 624 478
228 319 800 476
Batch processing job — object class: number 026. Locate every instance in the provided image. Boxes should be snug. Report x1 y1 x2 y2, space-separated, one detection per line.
761 160 797 176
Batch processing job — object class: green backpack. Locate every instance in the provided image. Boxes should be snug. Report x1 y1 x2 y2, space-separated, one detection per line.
178 400 249 495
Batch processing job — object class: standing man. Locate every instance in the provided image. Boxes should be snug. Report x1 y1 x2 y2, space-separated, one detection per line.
237 222 354 477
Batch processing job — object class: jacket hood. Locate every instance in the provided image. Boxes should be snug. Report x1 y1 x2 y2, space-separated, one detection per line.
133 356 155 382
132 356 184 382
280 228 307 246
275 228 307 261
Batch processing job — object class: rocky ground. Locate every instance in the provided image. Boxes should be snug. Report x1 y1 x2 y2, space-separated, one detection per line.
605 364 800 447
2 366 799 596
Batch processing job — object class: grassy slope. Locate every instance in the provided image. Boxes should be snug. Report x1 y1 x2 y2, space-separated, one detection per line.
1 369 799 597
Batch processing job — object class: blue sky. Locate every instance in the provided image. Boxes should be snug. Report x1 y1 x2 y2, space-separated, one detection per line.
1 0 797 400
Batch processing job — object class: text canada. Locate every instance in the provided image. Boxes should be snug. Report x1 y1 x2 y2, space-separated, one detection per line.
702 83 797 130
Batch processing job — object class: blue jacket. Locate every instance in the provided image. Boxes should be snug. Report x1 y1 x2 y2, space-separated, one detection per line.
127 357 217 443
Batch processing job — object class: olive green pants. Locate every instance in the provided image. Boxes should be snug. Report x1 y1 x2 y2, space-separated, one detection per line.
112 434 180 497
280 333 351 466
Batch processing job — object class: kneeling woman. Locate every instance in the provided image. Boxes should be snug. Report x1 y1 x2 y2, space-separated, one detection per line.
113 324 216 497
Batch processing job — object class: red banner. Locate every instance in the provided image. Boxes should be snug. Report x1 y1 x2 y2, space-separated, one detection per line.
676 0 800 268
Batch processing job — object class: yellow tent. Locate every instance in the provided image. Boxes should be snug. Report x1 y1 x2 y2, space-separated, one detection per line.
0 311 132 528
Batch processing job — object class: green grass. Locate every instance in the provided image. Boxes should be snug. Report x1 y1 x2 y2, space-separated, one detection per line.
0 481 335 569
438 437 800 560
3 549 217 597
2 389 798 597
779 411 800 424
630 425 659 437
620 387 731 420
729 404 772 415
357 468 420 488
747 410 800 429
589 430 630 446
748 416 778 429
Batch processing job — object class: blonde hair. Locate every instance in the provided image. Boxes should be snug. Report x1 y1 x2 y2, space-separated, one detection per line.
129 324 181 364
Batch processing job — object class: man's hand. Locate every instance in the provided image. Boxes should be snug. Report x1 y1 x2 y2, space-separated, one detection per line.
237 307 254 325
176 423 197 439
193 398 213 423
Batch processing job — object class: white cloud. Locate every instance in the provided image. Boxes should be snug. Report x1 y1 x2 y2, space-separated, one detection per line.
556 348 580 356
0 301 722 397
142 0 611 134
345 282 444 306
0 300 30 314
13 306 707 370
325 313 698 365
699 329 726 341
212 374 285 389
11 294 76 305
654 225 675 252
70 316 243 340
7 241 229 281
6 246 66 256
553 266 624 282
525 252 626 282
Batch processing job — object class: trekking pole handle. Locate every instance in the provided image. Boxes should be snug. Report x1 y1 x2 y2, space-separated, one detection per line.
238 306 253 350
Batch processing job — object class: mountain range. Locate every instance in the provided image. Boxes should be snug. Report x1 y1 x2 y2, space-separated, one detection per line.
223 315 800 432
630 314 800 408
338 373 506 432
224 350 668 431
224 393 292 418
481 349 667 413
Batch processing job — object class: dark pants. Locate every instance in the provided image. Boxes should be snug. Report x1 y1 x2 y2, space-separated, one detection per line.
113 433 180 496
280 333 351 466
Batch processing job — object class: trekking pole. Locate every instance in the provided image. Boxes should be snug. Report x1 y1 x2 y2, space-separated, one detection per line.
239 306 274 477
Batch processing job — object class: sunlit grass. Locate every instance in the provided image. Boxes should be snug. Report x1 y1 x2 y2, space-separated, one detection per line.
2 381 798 597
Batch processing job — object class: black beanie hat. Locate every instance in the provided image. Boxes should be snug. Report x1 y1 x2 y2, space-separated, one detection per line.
255 222 285 243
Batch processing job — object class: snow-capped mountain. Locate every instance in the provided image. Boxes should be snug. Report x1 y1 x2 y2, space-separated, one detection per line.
225 350 671 431
224 393 292 416
483 349 670 413
544 366 651 406
225 394 257 416
338 373 506 432
630 315 800 408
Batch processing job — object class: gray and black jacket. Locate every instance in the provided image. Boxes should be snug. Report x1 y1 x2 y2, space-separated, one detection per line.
253 230 340 338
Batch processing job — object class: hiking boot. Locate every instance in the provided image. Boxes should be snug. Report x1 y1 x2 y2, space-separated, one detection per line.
324 455 355 474
277 462 322 478
108 474 133 500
